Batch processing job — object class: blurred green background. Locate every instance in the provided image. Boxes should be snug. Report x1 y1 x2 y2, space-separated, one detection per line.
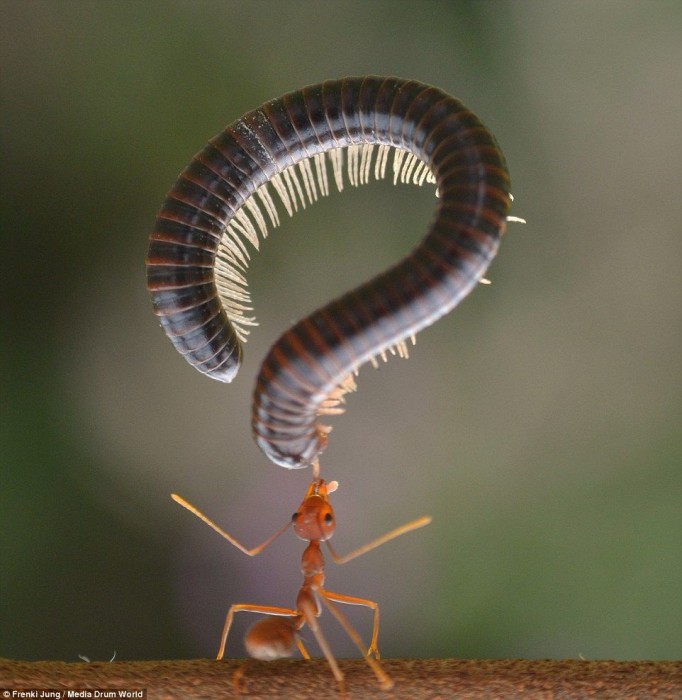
2 0 680 663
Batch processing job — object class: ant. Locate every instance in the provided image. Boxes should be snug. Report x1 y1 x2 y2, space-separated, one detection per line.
171 460 431 691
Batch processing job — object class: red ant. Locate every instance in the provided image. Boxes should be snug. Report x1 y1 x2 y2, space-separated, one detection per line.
172 461 431 691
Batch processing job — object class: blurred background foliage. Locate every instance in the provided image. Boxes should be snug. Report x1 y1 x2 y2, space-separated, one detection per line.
1 0 680 663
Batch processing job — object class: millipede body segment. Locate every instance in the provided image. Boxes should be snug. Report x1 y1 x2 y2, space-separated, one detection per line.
147 76 511 469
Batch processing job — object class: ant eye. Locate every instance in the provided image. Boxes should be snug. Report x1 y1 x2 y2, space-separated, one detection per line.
292 512 299 521
324 513 333 524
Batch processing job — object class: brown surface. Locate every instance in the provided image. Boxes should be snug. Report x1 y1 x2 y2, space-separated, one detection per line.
1 658 681 699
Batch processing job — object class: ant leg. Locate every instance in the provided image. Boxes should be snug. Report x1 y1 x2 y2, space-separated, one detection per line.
231 659 252 696
322 589 382 658
298 597 345 692
295 637 311 660
326 514 431 565
317 590 392 690
171 494 292 556
228 610 309 695
217 604 300 660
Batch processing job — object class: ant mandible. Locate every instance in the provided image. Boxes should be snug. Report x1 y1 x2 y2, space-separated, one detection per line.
171 459 431 691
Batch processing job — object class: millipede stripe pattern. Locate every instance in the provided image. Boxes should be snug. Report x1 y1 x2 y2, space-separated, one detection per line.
147 76 512 469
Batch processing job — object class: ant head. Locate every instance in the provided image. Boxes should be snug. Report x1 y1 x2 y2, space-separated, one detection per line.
292 478 338 542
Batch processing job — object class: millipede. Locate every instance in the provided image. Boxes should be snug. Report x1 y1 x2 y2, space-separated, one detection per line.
146 76 515 470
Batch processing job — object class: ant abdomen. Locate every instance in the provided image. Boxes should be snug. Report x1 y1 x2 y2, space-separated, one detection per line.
244 616 301 661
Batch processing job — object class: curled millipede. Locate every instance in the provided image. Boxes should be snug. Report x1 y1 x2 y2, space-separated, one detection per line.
146 76 512 469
